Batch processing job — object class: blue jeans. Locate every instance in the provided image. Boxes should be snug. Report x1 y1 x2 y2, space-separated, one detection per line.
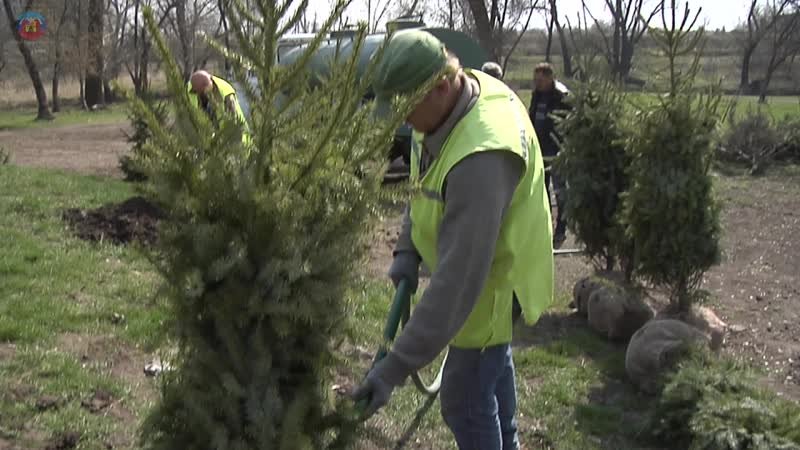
440 343 519 450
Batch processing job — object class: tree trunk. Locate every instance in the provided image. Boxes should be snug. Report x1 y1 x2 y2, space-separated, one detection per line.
501 4 536 75
142 31 150 93
104 79 116 103
78 75 87 109
76 0 87 109
545 12 555 62
448 0 454 28
611 0 622 79
176 0 191 80
218 0 231 72
466 0 499 61
556 20 572 77
52 62 61 112
620 39 634 80
551 0 572 77
740 46 754 93
52 0 70 113
85 0 105 108
3 0 53 120
760 60 779 103
605 255 616 272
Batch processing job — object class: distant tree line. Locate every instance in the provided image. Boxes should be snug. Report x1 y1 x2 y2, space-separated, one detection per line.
1 0 797 121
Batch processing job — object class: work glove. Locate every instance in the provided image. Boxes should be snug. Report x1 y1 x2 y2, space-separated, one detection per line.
388 250 421 293
350 369 395 419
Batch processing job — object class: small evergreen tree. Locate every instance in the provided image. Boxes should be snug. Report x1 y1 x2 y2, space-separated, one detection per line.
554 78 633 275
125 1 426 448
649 346 800 449
620 0 723 311
120 95 168 182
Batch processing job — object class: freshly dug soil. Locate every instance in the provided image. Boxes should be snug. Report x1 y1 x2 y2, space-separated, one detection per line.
62 196 164 246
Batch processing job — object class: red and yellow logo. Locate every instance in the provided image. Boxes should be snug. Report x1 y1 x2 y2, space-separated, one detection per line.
17 11 47 41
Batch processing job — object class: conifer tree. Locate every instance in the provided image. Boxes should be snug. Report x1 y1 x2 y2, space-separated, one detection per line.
123 1 426 448
554 78 632 275
620 0 723 311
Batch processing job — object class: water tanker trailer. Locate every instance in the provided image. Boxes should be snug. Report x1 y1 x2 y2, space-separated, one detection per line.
235 17 490 178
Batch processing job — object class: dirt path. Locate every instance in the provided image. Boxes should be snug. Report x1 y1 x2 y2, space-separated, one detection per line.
705 175 800 399
0 122 131 178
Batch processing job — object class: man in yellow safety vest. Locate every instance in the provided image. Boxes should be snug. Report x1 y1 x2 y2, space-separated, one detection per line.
351 30 555 450
186 70 250 144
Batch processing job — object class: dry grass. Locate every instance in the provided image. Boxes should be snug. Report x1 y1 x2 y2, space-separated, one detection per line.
0 73 168 109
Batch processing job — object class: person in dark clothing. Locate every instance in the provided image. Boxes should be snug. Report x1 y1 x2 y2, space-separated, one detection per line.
529 62 570 248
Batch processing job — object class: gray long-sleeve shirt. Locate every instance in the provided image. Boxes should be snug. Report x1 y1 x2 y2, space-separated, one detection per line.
373 72 525 387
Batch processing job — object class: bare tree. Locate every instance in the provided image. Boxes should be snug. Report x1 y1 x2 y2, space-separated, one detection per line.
565 3 606 81
218 0 230 71
175 0 190 78
739 0 794 93
501 1 538 73
395 0 466 29
466 0 543 66
51 0 70 112
466 0 498 59
543 0 572 76
292 6 318 32
0 15 7 76
584 0 662 81
85 0 105 108
124 0 176 96
365 0 395 32
2 0 53 119
544 0 554 60
165 0 216 80
77 0 88 109
104 0 135 103
758 3 800 101
191 1 226 69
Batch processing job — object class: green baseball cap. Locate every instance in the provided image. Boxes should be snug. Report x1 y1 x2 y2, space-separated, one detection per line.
371 29 449 118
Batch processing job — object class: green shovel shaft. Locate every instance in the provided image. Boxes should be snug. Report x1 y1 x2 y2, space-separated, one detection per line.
356 279 412 417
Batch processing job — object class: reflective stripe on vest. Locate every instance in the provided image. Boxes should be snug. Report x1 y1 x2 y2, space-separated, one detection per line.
409 69 555 349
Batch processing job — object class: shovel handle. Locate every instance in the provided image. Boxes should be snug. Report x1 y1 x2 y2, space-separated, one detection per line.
355 279 412 416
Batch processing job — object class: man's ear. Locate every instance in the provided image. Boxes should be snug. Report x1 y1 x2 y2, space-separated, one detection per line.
433 78 450 96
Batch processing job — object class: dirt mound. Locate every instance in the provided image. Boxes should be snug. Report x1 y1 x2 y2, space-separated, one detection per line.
45 431 80 450
62 196 164 245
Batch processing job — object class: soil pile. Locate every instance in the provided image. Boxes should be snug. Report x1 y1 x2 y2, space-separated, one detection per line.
63 196 164 245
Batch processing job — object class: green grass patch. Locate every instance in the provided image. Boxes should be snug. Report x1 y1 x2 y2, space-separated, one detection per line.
344 278 654 449
513 88 800 120
0 347 128 440
0 164 168 447
0 165 167 350
0 105 128 131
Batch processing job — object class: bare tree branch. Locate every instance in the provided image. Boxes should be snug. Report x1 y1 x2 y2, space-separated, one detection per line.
501 0 537 73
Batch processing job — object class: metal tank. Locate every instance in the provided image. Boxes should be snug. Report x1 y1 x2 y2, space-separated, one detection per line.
236 18 489 175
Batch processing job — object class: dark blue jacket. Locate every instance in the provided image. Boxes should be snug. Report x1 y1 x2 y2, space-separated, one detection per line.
528 80 571 160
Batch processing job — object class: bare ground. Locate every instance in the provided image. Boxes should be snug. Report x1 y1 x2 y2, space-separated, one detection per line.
0 123 131 178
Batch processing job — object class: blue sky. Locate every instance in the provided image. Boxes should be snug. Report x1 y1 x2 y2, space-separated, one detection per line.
304 0 751 32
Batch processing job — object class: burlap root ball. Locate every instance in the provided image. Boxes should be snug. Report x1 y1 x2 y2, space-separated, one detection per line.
625 319 709 394
655 306 728 351
571 277 604 315
570 271 628 316
587 286 655 341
